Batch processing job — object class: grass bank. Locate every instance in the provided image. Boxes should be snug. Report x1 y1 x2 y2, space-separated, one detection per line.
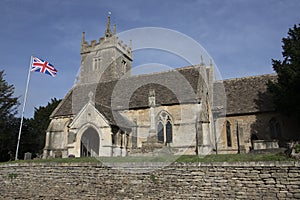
0 152 293 165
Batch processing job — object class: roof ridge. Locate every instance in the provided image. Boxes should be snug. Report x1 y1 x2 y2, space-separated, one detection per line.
222 73 277 82
80 65 202 85
120 65 205 80
129 65 199 78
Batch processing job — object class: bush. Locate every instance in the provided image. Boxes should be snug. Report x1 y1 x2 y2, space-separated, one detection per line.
294 144 300 153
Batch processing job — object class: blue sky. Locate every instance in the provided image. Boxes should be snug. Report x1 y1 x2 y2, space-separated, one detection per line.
0 0 299 118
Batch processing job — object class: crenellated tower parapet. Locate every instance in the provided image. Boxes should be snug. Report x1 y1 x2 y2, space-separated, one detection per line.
80 33 132 60
79 15 132 84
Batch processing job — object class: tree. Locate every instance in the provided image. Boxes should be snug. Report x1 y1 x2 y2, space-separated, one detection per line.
0 70 18 120
0 71 61 161
21 98 61 157
268 24 300 119
0 70 19 161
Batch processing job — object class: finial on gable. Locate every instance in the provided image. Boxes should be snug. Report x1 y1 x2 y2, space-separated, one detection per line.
88 91 93 100
129 39 133 55
149 88 156 107
88 91 94 105
105 12 112 37
209 59 213 67
88 91 95 106
200 55 205 66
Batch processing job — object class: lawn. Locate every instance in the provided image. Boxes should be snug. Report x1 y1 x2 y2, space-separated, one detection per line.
0 152 293 164
176 153 293 162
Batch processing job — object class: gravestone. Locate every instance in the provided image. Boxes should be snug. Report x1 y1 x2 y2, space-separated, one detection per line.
24 152 32 160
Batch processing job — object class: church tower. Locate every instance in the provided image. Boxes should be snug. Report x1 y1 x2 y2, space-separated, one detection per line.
79 16 132 84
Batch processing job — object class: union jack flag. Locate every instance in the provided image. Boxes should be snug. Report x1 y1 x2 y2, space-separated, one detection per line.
31 57 58 77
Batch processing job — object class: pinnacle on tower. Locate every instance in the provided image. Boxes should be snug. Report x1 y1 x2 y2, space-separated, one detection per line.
81 32 86 43
113 24 116 35
105 13 112 37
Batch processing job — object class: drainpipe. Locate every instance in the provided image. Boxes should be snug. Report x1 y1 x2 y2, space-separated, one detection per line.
236 122 240 154
213 117 218 155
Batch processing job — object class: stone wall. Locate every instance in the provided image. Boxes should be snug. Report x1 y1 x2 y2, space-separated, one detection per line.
1 161 300 199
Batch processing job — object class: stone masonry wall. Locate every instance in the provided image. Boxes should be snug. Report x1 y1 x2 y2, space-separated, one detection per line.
0 162 300 199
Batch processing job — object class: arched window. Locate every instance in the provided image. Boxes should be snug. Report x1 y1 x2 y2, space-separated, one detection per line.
226 121 232 147
157 122 164 142
166 121 172 143
269 118 281 139
93 57 101 71
157 111 173 144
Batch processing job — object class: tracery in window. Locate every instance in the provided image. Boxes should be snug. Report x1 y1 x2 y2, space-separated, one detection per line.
157 111 173 144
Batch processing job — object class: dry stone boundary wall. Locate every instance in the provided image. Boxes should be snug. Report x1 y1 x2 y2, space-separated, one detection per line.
0 161 300 199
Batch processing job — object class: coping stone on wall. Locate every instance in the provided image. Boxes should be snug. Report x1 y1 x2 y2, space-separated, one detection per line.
0 161 299 169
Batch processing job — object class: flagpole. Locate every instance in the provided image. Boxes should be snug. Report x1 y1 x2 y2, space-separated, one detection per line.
15 56 33 160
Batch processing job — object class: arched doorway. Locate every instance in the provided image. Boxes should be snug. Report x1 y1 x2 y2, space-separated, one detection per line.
80 127 100 157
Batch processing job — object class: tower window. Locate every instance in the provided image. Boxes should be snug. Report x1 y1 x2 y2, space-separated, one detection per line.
157 111 173 144
93 58 97 70
122 60 127 74
93 57 101 70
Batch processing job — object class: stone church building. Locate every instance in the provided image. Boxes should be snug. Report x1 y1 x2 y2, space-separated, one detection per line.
43 17 299 158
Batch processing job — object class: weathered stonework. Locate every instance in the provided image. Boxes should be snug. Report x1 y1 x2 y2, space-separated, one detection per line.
44 17 300 159
80 16 132 84
1 162 300 199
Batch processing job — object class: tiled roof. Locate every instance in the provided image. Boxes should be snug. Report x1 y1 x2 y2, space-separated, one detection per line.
51 66 203 124
221 74 277 115
52 65 277 122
